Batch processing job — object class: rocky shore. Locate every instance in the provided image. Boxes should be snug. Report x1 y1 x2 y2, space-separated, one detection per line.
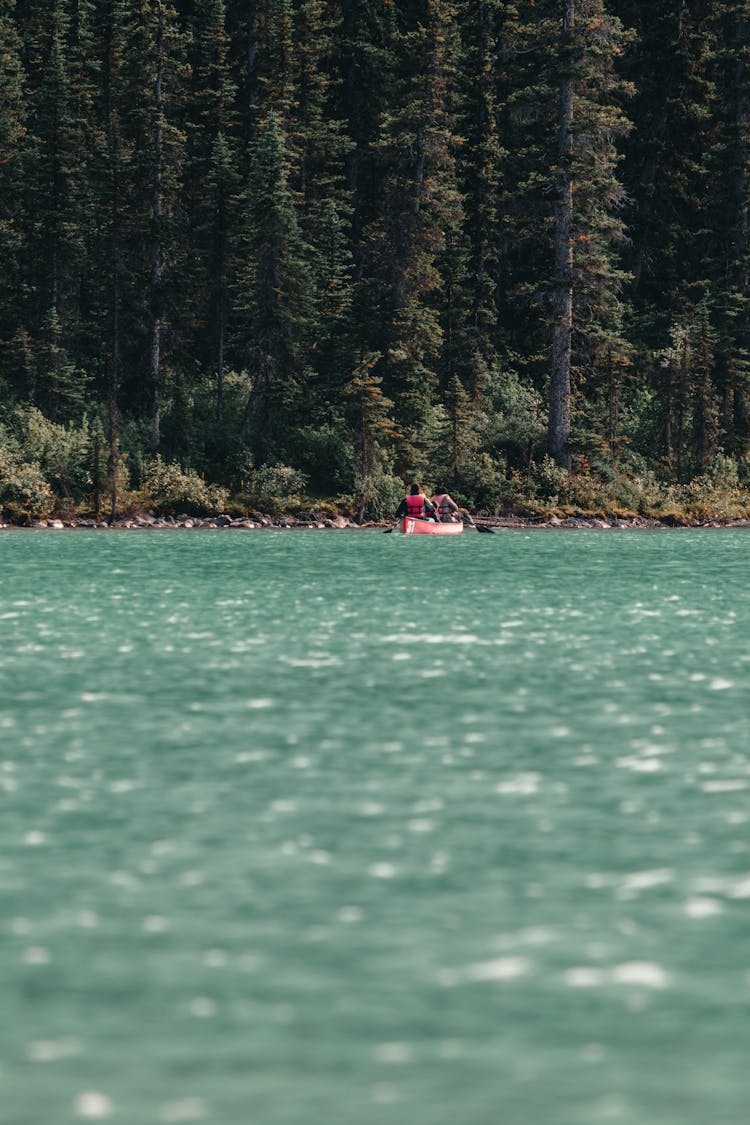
0 512 355 530
3 512 750 531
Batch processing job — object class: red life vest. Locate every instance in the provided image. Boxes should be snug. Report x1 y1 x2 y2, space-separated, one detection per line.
432 493 454 521
405 494 425 518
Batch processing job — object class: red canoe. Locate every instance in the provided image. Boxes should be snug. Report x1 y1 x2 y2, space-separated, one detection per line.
398 517 464 535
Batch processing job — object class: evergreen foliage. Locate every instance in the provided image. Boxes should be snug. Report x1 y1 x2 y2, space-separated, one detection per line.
2 0 750 519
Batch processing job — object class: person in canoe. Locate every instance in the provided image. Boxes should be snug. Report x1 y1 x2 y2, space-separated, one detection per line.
430 485 461 523
395 484 438 522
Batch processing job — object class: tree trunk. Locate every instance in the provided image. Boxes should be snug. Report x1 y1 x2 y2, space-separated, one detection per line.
734 7 750 456
108 260 120 525
92 431 101 516
216 292 225 422
663 362 673 467
247 0 259 139
216 205 226 421
607 348 618 460
735 9 749 294
549 0 574 469
149 2 165 454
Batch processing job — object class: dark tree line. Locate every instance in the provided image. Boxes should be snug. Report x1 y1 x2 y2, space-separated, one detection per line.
2 0 750 516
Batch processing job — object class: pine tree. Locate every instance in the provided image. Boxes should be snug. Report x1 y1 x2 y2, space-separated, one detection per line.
549 0 575 467
358 0 465 476
100 0 132 518
457 0 511 374
656 294 720 479
236 111 313 457
0 0 27 398
0 0 25 161
711 1 750 460
202 132 241 425
343 349 398 518
287 0 355 436
20 0 84 417
187 0 239 424
230 0 294 141
548 0 633 466
336 0 399 243
118 0 190 453
306 195 354 426
615 1 746 467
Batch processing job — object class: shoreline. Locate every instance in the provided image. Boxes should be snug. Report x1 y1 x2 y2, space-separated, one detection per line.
3 514 750 532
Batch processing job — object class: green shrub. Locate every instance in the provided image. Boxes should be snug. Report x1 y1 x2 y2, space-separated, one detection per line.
607 467 663 514
477 366 546 467
140 456 230 515
15 407 93 502
0 445 55 519
532 455 569 502
679 456 750 521
354 468 405 520
242 464 309 513
700 453 741 490
452 453 509 512
530 457 644 516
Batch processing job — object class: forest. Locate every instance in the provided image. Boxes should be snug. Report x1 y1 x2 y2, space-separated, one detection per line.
2 0 750 523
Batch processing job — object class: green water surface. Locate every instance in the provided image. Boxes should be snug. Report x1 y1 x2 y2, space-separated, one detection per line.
1 528 749 1124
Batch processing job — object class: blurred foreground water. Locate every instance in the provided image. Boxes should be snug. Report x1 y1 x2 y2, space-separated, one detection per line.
1 528 749 1125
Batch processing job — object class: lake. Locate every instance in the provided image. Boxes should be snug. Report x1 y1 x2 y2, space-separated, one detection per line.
1 528 749 1124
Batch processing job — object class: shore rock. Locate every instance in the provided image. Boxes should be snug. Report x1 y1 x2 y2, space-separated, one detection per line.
6 509 750 531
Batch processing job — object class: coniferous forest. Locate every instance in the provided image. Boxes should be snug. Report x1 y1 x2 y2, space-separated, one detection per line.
2 0 750 522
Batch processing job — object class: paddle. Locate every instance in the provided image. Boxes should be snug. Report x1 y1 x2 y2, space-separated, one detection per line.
460 512 495 534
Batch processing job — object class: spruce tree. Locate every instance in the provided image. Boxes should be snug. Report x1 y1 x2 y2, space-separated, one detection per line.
615 1 744 469
711 1 750 461
187 0 239 425
100 0 133 518
118 0 190 453
457 0 511 375
0 0 25 161
236 112 313 458
307 195 355 428
336 0 399 243
358 0 465 476
288 0 355 439
548 0 633 467
20 0 85 417
0 0 27 399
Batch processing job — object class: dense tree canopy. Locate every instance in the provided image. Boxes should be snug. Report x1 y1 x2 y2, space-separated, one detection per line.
2 0 750 520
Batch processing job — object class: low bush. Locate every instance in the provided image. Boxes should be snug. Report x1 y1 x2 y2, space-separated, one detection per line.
140 456 230 515
353 468 405 520
15 407 93 503
450 453 509 512
240 464 309 513
0 445 55 520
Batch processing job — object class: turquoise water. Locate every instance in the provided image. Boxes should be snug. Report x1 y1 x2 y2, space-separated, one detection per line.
1 528 749 1125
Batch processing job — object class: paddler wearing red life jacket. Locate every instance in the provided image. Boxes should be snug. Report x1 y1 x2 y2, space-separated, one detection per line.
395 484 438 521
430 485 460 523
